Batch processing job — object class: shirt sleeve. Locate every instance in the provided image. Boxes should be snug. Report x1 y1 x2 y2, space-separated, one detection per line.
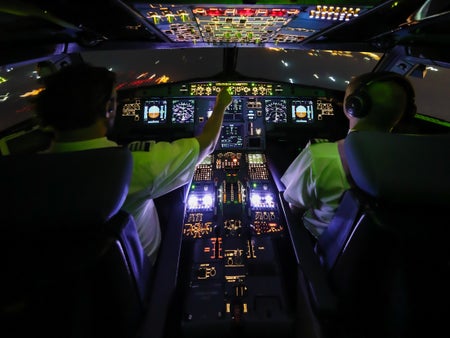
128 137 200 199
280 142 316 209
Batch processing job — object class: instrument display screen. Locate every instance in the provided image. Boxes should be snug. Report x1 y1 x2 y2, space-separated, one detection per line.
143 99 167 124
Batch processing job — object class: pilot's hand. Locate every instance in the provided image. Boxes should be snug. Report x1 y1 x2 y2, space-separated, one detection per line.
215 87 232 110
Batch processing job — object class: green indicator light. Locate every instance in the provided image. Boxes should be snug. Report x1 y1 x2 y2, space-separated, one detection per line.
415 114 450 128
180 13 189 22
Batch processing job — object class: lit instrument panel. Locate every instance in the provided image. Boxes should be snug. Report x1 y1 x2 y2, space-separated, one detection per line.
189 82 274 96
172 99 195 123
265 99 288 123
114 79 340 337
133 4 368 46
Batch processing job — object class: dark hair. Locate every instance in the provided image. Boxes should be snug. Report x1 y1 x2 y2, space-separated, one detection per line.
34 63 116 131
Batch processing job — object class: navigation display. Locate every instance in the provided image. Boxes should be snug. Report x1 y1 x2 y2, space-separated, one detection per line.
220 124 243 149
143 99 167 124
291 99 314 124
172 99 195 124
265 99 288 123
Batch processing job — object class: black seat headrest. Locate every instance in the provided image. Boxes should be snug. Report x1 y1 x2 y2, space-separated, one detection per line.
0 147 133 228
345 131 450 206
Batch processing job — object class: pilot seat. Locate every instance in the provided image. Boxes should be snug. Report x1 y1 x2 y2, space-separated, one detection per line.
315 131 450 338
0 147 153 338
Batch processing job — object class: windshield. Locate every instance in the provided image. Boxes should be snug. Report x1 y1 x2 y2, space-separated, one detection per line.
1 47 449 131
409 65 450 124
82 48 224 88
236 48 381 90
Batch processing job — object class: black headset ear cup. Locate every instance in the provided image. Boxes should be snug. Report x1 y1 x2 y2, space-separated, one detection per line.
345 72 416 119
345 90 372 118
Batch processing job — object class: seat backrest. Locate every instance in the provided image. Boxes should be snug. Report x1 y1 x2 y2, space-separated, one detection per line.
2 147 132 226
319 131 450 338
345 131 450 206
0 147 153 338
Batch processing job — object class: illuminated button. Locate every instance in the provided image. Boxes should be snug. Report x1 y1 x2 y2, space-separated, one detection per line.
165 14 175 23
180 12 189 22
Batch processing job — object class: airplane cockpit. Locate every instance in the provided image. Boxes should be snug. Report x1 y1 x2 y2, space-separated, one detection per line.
1 1 449 338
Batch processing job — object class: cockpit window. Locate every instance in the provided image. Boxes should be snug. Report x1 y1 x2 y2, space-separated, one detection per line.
236 48 382 91
1 48 450 133
81 48 224 89
0 63 41 131
409 65 450 124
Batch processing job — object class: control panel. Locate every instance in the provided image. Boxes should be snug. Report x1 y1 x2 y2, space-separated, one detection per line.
177 150 297 337
114 80 340 337
114 80 336 147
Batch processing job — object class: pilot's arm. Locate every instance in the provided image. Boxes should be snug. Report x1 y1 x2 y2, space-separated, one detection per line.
195 88 232 162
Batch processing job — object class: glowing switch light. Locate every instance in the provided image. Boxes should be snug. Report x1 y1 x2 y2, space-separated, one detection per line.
188 196 199 209
180 12 189 22
251 193 262 206
203 194 213 208
166 13 175 23
149 14 160 24
238 8 255 16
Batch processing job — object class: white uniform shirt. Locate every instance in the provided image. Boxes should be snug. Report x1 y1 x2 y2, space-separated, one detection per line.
49 136 199 264
280 140 351 238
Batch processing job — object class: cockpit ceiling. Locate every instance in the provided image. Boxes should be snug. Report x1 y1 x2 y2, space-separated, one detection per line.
134 3 367 44
0 1 428 45
1 0 449 66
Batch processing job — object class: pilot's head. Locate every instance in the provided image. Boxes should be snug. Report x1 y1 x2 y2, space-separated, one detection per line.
35 63 117 134
343 71 416 132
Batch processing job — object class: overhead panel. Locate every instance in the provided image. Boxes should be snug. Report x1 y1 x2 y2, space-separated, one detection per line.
132 3 373 45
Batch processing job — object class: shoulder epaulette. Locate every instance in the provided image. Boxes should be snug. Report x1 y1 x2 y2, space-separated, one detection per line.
310 138 329 144
127 140 156 152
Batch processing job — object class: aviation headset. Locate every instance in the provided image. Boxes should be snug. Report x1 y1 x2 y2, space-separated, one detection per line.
345 71 417 119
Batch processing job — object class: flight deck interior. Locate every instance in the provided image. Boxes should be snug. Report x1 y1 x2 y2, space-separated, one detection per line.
114 79 339 338
108 76 340 338
1 1 450 338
